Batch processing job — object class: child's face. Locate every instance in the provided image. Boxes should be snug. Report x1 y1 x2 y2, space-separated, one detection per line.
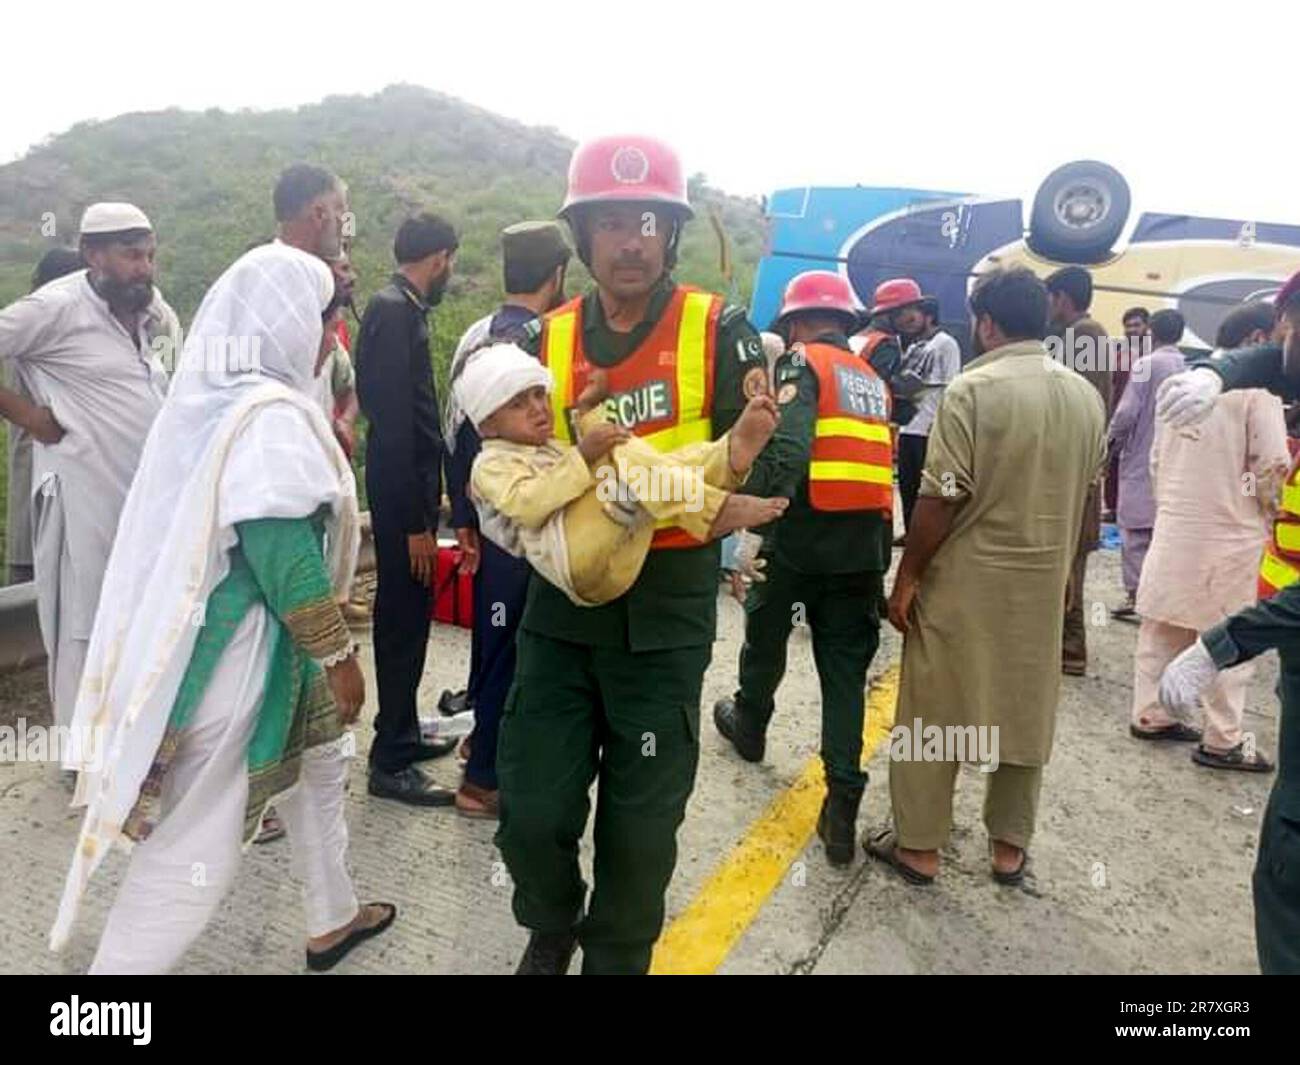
483 385 553 445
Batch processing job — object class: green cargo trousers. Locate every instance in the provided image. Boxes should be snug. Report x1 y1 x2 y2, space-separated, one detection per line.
1255 649 1300 974
495 629 710 975
734 559 882 788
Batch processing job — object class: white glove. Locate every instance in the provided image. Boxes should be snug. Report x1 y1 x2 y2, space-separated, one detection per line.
1158 639 1219 722
732 529 766 583
1156 368 1223 429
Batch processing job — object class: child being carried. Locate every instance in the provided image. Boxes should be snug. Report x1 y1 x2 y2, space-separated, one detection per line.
455 342 788 606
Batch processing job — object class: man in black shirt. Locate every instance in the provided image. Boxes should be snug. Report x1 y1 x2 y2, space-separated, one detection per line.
355 213 459 805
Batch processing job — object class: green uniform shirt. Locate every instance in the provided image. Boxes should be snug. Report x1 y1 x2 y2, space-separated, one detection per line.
742 331 891 574
516 274 767 651
1197 342 1300 401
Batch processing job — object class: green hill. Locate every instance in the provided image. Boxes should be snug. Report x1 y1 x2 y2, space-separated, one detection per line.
0 84 768 567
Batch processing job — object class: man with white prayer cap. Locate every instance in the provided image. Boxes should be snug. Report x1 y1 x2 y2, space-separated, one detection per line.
0 202 179 727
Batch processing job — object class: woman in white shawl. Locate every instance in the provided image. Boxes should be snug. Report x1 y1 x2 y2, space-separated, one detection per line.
50 242 395 973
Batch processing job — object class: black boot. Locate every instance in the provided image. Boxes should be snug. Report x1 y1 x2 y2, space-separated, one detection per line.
515 930 578 975
817 782 866 866
713 697 766 762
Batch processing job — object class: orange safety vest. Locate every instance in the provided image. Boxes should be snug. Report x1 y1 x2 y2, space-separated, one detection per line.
1258 452 1300 598
856 328 894 362
540 284 721 549
803 341 894 514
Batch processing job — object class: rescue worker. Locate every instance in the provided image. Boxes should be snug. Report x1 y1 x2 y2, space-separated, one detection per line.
851 278 921 428
1156 266 1300 974
713 270 892 865
497 135 771 975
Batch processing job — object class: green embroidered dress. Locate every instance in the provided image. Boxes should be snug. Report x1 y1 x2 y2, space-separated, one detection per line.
123 511 353 844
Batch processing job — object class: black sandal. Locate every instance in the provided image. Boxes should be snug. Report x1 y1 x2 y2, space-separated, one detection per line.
992 853 1028 886
1192 744 1274 773
306 902 397 972
1130 722 1202 743
863 827 935 886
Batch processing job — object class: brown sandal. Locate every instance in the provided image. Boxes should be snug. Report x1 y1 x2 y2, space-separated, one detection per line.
863 827 935 886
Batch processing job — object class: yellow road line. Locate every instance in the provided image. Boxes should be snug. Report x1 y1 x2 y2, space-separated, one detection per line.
650 664 900 975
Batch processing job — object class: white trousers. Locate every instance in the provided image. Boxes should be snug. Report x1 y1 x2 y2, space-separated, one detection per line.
1131 616 1253 752
90 605 358 974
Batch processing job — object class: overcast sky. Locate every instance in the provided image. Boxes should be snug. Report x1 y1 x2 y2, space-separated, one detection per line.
3 0 1293 225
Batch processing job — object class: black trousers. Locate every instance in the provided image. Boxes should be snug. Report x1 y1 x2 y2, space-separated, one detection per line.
368 499 433 774
897 431 929 533
464 539 531 790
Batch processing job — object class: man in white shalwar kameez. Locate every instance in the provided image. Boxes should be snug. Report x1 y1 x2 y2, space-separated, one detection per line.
0 204 178 726
50 242 394 973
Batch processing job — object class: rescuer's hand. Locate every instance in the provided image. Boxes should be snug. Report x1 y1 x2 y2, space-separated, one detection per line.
1156 368 1223 429
1157 639 1218 722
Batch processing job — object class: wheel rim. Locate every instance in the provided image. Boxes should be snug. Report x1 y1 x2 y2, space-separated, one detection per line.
1053 182 1111 231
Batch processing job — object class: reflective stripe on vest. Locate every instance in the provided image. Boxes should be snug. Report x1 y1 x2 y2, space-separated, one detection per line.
804 342 893 514
540 287 719 548
1258 453 1300 598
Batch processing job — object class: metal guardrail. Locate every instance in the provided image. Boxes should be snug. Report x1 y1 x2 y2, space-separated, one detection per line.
0 582 46 674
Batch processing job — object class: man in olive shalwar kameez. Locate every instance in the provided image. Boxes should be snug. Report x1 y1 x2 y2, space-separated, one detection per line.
867 268 1106 885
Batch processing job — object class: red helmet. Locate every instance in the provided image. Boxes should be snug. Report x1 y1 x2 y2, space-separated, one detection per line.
775 270 859 324
1275 268 1300 319
869 278 924 316
559 135 693 220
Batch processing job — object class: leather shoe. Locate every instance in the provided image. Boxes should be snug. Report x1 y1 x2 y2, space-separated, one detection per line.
713 697 765 762
368 765 455 806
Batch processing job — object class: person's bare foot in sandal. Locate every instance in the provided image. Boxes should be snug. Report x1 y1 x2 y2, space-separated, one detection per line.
991 839 1027 882
305 902 397 972
863 826 938 883
709 494 788 539
727 395 780 476
253 807 285 845
576 369 610 415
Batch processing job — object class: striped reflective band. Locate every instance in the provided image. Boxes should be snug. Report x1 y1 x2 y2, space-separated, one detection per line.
809 461 893 485
1261 549 1300 592
677 291 709 429
545 311 576 442
1276 521 1300 554
1284 480 1300 516
814 418 892 444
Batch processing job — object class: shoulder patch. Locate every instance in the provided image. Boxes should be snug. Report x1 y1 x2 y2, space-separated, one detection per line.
736 334 765 364
777 382 799 405
720 303 749 328
776 356 806 383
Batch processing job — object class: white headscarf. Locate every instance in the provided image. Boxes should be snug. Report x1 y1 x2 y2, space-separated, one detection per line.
453 342 554 431
50 242 360 951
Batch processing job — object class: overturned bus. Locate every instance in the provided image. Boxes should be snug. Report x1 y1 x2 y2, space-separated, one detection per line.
749 160 1300 358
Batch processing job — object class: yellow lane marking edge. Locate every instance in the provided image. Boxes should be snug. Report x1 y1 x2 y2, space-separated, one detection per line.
650 663 901 975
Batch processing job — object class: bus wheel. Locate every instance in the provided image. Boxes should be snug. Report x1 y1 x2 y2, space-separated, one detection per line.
1027 160 1130 263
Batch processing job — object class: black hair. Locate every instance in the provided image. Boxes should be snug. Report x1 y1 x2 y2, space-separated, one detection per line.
394 213 459 265
1045 266 1093 313
1149 309 1185 347
30 247 82 291
1215 301 1275 349
968 267 1049 342
273 164 339 223
1122 306 1150 325
918 296 940 324
504 258 566 296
